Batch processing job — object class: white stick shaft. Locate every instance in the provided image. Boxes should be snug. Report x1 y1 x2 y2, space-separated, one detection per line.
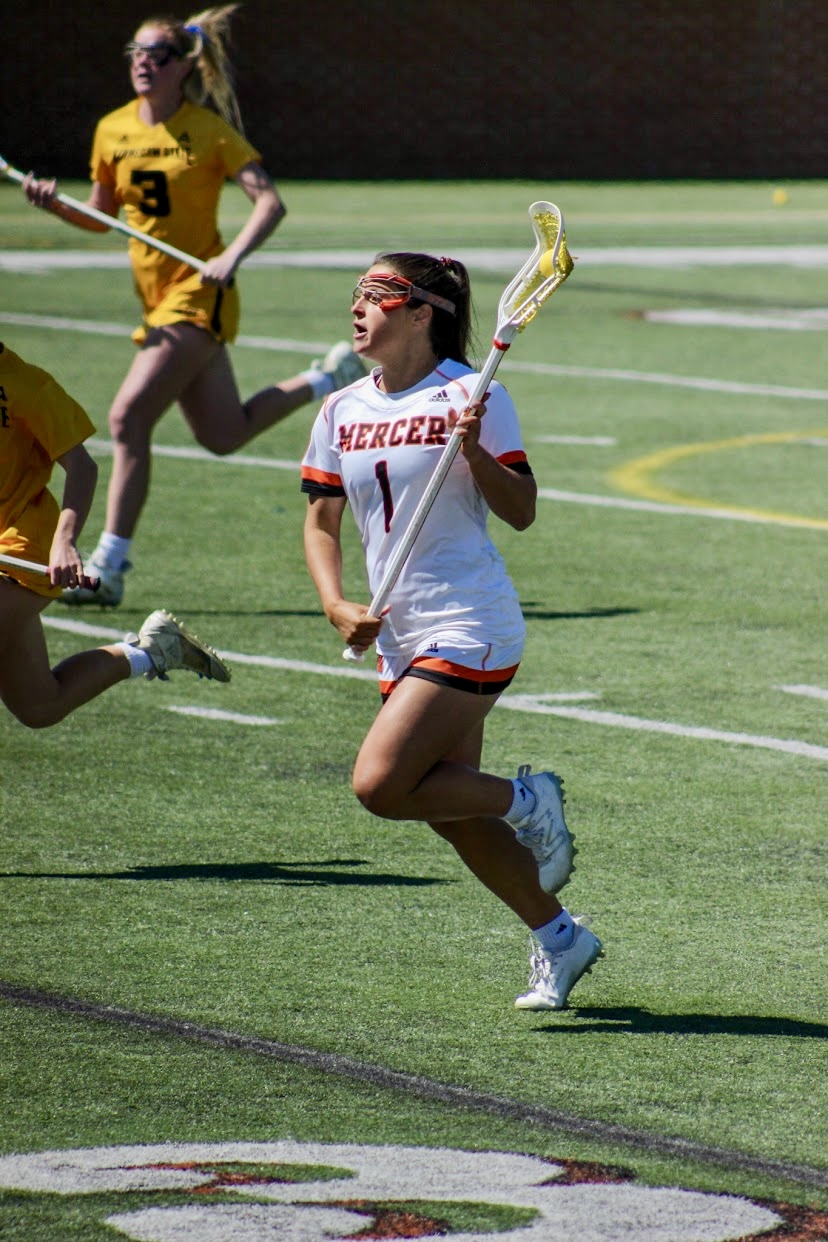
342 334 514 661
0 552 49 575
1 157 207 274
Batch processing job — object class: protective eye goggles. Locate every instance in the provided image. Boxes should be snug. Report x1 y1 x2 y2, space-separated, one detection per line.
352 274 456 316
124 41 182 67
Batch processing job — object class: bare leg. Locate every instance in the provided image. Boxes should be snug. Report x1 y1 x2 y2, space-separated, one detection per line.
352 677 515 822
352 676 563 928
104 324 315 538
104 325 219 537
432 816 562 928
0 579 129 727
178 341 313 455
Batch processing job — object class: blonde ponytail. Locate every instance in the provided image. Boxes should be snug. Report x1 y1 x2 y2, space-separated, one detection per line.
181 4 244 131
135 6 246 131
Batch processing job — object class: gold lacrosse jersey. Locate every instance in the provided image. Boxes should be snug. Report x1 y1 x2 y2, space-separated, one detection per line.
0 344 96 596
90 99 261 314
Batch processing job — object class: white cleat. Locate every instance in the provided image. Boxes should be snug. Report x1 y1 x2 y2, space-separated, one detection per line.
62 555 129 607
515 918 603 1011
318 340 367 391
130 610 230 682
513 765 576 892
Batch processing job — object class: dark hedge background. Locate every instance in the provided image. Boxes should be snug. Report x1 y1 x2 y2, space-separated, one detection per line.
3 0 826 180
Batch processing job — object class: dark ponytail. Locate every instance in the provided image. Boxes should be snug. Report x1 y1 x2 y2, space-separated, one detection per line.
375 251 475 365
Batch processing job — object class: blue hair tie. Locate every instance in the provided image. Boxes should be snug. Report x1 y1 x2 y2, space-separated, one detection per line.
184 22 209 43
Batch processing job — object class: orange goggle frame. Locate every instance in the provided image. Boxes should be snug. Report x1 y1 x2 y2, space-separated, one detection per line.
352 274 456 316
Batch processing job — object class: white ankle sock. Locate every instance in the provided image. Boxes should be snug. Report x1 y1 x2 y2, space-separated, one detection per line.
503 777 537 826
96 532 132 569
534 909 575 952
116 641 153 679
300 368 335 399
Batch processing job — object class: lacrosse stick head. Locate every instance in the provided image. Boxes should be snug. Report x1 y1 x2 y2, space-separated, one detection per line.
497 202 573 337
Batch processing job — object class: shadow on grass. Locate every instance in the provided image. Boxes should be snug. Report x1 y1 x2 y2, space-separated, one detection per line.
519 605 640 621
0 859 449 888
540 1006 828 1040
182 606 642 622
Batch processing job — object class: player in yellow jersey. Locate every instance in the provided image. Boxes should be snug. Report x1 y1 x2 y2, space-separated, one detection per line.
0 343 230 728
22 5 364 606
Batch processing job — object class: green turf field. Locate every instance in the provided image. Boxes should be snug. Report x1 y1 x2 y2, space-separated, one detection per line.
0 179 826 1240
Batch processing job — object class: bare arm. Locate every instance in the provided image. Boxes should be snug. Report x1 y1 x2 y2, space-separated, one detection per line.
22 174 116 233
304 495 385 652
199 161 287 287
48 444 99 588
448 403 537 530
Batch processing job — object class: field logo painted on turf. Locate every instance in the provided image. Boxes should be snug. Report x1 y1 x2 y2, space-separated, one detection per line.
1 1141 825 1239
611 431 828 530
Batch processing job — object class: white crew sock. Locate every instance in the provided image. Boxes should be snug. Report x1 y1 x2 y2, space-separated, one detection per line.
95 531 132 569
300 368 335 399
503 777 537 827
115 641 153 679
534 909 575 952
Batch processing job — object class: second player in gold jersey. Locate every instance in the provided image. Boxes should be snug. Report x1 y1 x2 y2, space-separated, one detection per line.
22 5 364 606
90 97 262 343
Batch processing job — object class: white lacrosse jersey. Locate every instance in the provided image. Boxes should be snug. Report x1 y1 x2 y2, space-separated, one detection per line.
301 358 531 669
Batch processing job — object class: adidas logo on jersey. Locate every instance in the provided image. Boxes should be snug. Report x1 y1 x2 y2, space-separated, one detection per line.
429 390 451 402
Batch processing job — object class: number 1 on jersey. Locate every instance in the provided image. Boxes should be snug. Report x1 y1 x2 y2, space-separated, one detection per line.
375 460 394 532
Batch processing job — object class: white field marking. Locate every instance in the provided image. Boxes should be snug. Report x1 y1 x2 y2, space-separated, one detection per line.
0 309 331 355
498 696 828 761
0 1140 789 1240
777 684 828 701
644 307 828 331
515 691 601 701
42 617 828 761
165 705 284 725
510 357 828 402
80 440 827 532
534 434 617 446
5 309 828 404
7 244 828 271
86 438 300 472
536 486 827 528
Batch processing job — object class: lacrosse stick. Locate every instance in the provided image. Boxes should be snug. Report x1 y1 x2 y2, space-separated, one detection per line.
343 200 574 661
1 154 208 275
0 552 49 576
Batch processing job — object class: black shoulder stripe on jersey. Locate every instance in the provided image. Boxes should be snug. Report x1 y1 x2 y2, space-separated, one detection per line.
301 480 347 498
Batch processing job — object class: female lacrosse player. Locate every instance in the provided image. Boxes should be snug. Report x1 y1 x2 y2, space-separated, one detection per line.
301 255 603 1011
0 342 230 728
22 4 363 607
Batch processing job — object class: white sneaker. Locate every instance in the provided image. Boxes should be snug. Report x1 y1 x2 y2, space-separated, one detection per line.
130 610 230 682
62 555 130 607
513 765 576 893
317 341 367 391
515 918 603 1010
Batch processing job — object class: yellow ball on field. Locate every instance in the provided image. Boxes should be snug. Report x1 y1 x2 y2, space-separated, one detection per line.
772 188 788 206
539 248 556 276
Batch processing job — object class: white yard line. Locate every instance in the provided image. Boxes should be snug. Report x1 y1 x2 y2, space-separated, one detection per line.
534 435 617 446
6 245 828 271
165 705 284 726
776 684 828 702
5 309 828 404
41 617 828 760
535 487 823 528
644 308 828 331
